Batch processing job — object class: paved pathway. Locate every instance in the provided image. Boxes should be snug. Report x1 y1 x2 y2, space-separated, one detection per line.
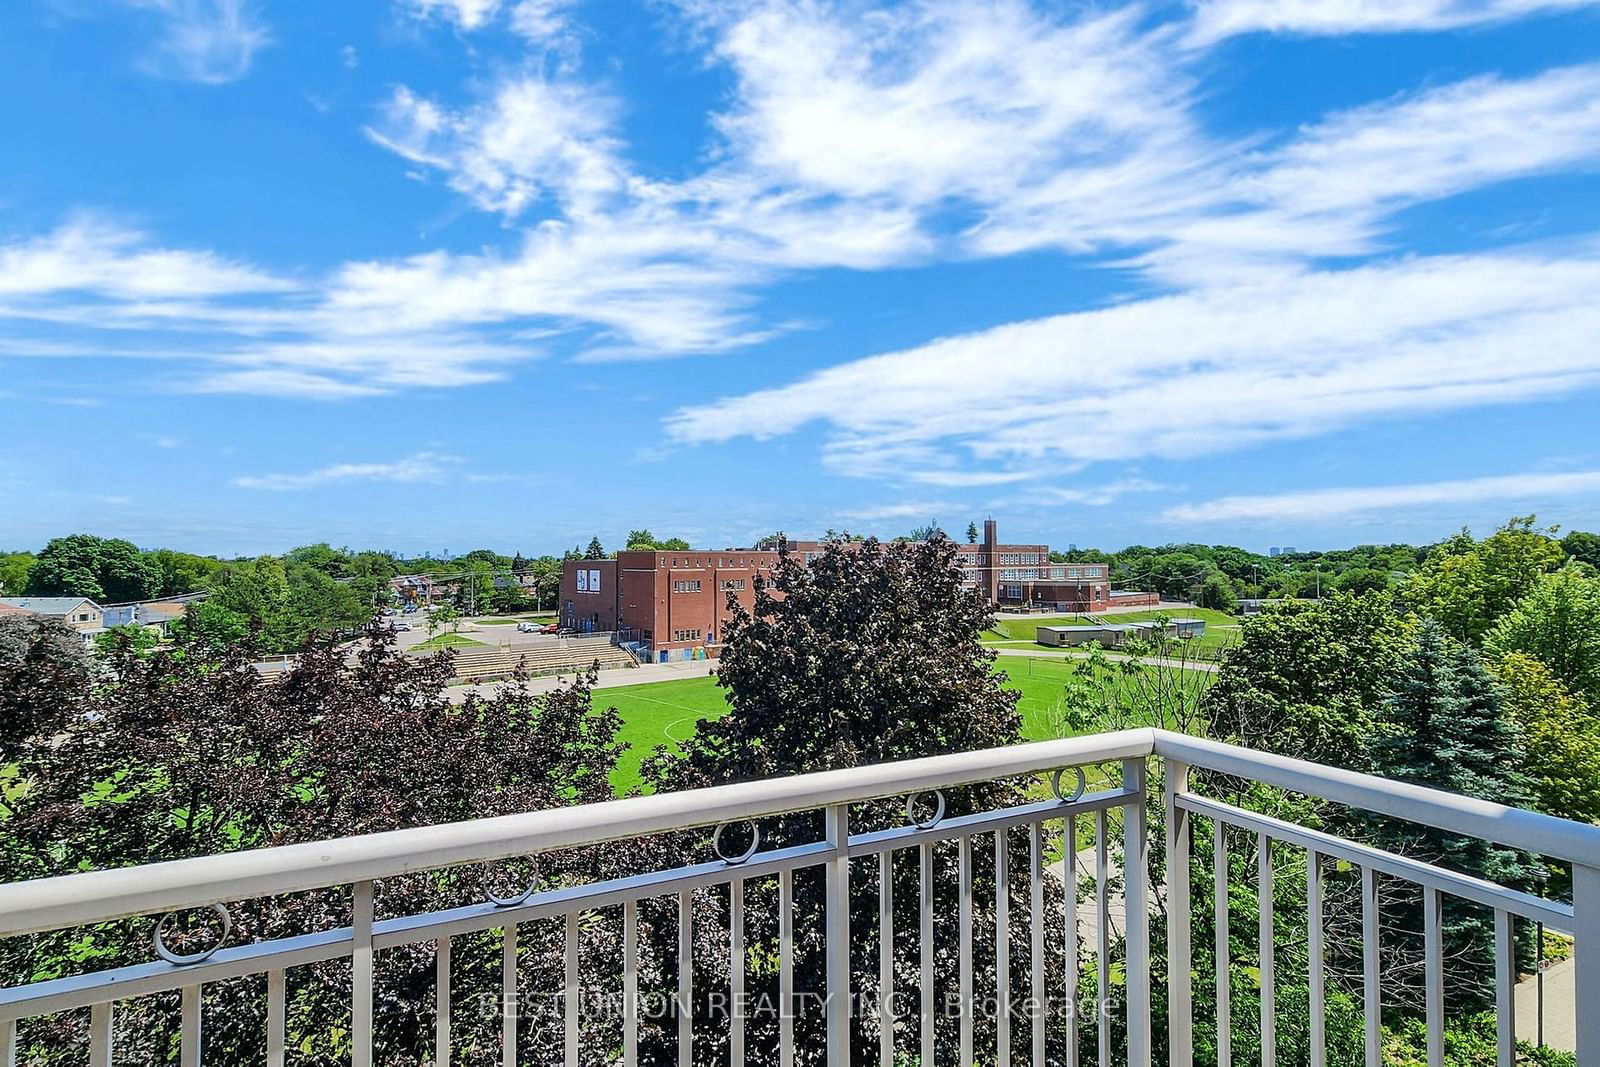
993 647 1219 673
444 658 714 702
1517 957 1575 1052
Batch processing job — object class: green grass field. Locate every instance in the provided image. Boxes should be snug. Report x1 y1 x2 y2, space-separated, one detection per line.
596 657 1208 793
413 633 489 650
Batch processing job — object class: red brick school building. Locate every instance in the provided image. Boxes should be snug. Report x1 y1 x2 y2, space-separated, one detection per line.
561 521 1142 660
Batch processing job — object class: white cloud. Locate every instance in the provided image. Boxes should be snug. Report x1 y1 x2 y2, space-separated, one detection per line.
401 0 575 39
128 0 271 84
666 242 1600 478
402 0 503 31
0 216 292 299
234 451 459 491
1162 470 1600 523
1186 0 1599 46
368 79 623 218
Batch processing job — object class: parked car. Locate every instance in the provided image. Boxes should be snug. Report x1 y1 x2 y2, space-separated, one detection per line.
390 620 413 632
516 621 539 633
540 623 559 634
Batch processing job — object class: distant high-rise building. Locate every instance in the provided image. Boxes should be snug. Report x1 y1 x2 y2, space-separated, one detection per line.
1269 547 1281 557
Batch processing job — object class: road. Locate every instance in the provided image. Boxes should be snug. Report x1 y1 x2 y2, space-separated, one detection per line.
993 647 1219 673
444 658 715 702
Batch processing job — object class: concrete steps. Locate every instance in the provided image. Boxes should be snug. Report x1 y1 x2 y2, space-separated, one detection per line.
419 641 635 682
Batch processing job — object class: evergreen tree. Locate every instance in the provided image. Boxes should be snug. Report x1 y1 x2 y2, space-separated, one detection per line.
967 521 979 543
583 536 606 560
1368 619 1541 1014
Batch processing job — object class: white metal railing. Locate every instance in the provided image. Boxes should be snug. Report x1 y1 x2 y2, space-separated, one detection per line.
0 729 1597 1065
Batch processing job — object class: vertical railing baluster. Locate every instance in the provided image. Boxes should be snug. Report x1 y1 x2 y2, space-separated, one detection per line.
1572 863 1600 1066
878 851 893 1067
1164 759 1192 1067
1362 866 1380 1067
780 869 795 1067
1424 887 1443 1067
268 968 287 1067
732 879 746 1067
354 879 374 1067
1123 757 1151 1067
960 833 974 1066
1066 812 1079 1067
1030 821 1045 1067
624 901 639 1067
1495 909 1514 1067
0 1017 13 1067
1095 809 1109 1067
1213 818 1230 1067
1257 833 1274 1067
824 804 850 1067
996 827 1011 1067
502 921 519 1067
180 985 202 1067
565 910 580 1067
89 1002 113 1067
1307 849 1325 1067
920 843 934 1067
679 889 693 1067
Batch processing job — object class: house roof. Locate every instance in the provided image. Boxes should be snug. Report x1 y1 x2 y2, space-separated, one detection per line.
0 597 101 615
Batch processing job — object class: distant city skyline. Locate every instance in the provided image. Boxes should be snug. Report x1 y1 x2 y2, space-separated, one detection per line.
4 1 1600 554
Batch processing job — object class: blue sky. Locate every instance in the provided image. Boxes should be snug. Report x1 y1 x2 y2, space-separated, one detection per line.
5 0 1600 557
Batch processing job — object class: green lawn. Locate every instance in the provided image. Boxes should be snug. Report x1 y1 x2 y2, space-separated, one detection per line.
413 633 490 650
475 613 557 626
595 657 1209 794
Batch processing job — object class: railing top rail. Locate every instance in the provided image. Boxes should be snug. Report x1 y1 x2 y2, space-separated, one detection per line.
1153 730 1600 869
0 729 1156 939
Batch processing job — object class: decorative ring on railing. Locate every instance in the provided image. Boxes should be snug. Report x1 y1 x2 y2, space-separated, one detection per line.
713 821 761 865
1050 767 1089 804
153 903 232 966
905 789 946 830
486 858 539 908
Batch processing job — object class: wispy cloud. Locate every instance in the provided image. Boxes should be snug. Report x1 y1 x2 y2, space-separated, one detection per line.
1186 0 1599 47
127 0 271 84
666 241 1600 477
233 451 459 491
1161 469 1600 523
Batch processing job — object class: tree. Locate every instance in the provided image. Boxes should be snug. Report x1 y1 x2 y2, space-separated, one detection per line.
26 534 162 603
1484 568 1600 705
658 537 691 550
1203 593 1410 768
1562 529 1600 569
0 551 35 595
1368 620 1540 1015
0 629 627 1062
1196 572 1238 612
967 521 979 543
644 537 1053 1062
92 622 160 658
906 519 943 541
1401 517 1565 644
752 532 785 550
1492 651 1600 824
148 548 221 596
1332 567 1391 595
0 614 92 772
584 537 606 560
626 529 658 550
